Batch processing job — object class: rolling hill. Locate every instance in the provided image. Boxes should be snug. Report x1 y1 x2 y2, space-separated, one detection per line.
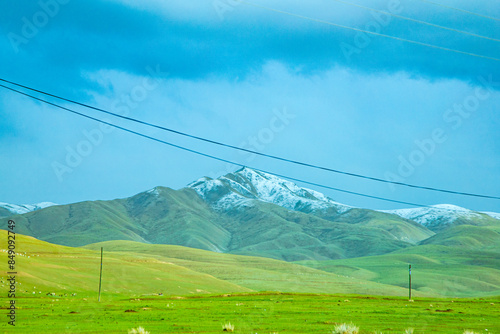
4 230 413 298
298 230 500 298
5 230 499 298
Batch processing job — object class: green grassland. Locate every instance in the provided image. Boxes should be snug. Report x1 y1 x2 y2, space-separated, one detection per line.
298 245 500 298
3 231 409 297
297 223 500 298
1 231 499 333
1 293 499 333
3 230 499 298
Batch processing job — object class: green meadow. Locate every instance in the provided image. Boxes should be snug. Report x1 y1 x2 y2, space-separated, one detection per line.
2 293 499 333
299 245 500 298
1 231 499 333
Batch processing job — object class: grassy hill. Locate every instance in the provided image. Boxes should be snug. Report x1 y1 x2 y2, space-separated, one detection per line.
298 243 500 297
4 230 414 298
4 230 248 297
0 206 14 218
419 224 500 249
296 208 500 298
8 188 225 249
1 232 498 333
4 229 499 299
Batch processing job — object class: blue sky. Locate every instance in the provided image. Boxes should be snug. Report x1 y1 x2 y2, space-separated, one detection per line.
1 0 499 212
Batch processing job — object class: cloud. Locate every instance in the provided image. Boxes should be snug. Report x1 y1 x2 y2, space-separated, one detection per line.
1 0 498 96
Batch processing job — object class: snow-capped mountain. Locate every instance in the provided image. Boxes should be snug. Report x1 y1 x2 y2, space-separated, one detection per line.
0 202 57 216
483 212 500 220
188 168 500 231
3 168 499 237
188 167 352 213
382 204 493 231
2 168 498 263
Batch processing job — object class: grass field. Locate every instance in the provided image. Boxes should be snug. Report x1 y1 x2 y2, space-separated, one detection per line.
3 231 414 298
2 231 499 333
1 292 498 333
298 245 500 298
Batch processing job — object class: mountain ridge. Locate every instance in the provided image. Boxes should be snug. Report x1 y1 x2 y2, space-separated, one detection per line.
2 167 498 262
0 201 58 217
2 167 498 224
188 167 353 214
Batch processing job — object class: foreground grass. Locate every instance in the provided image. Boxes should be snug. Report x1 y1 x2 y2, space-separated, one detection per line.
1 292 498 333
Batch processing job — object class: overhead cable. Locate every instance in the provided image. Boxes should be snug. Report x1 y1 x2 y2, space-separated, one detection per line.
331 0 500 43
239 1 500 62
0 82 456 208
416 0 500 22
1 78 499 201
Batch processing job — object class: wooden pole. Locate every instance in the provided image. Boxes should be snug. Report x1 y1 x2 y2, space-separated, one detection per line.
98 247 103 302
409 264 412 301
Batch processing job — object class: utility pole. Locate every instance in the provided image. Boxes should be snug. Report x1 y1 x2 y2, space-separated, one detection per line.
98 247 103 302
408 264 412 301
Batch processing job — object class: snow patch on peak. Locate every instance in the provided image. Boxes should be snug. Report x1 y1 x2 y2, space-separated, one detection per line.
236 168 303 197
0 202 58 215
190 178 223 197
303 187 329 201
188 177 252 210
188 167 352 214
146 187 160 197
215 192 253 210
36 202 57 209
483 211 500 220
0 203 34 215
430 204 471 212
187 177 213 188
219 176 256 199
233 168 352 213
383 204 480 227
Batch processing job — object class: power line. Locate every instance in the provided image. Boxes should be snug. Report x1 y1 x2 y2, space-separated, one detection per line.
3 83 499 212
0 82 429 208
331 0 500 43
1 77 499 201
239 1 500 62
416 0 500 22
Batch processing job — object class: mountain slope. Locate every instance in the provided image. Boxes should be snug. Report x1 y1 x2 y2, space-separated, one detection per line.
187 168 434 260
4 167 498 263
7 168 436 261
419 224 500 249
483 211 500 220
11 187 229 250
